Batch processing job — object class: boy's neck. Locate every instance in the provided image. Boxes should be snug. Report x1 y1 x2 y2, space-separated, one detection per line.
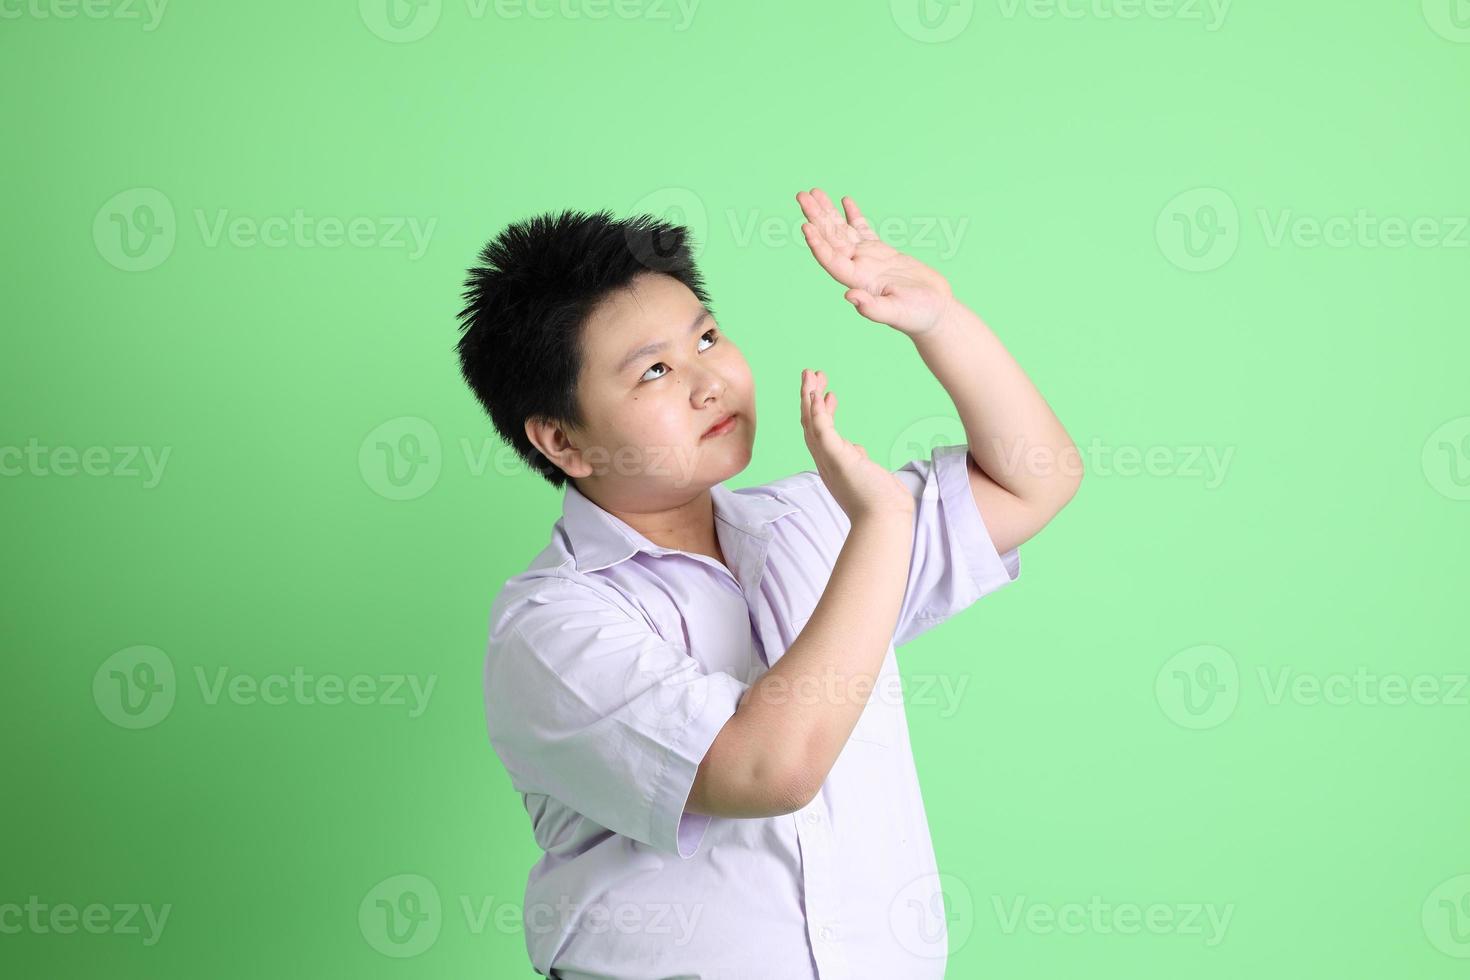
579 481 728 569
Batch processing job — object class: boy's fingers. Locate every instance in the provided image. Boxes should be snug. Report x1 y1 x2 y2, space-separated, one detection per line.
841 196 875 238
805 367 817 429
812 393 839 447
811 188 839 221
799 369 841 454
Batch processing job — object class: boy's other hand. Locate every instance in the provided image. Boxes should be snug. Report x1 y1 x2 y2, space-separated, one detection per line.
795 187 955 338
799 368 916 524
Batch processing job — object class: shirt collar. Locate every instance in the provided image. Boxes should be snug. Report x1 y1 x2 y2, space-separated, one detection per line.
560 480 799 573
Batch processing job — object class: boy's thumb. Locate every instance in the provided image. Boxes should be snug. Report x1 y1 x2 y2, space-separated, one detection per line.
845 288 893 321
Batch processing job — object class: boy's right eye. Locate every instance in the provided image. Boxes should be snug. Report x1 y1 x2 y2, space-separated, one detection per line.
638 329 719 384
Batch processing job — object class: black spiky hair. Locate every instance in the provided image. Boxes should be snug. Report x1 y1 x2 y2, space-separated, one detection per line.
455 208 713 489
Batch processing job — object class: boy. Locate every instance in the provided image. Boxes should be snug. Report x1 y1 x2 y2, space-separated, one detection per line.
456 188 1082 979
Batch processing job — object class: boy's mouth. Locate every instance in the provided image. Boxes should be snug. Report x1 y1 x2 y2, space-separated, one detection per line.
701 413 738 439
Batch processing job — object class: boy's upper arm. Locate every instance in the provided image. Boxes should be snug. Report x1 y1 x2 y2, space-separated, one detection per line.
484 579 750 859
964 449 1055 557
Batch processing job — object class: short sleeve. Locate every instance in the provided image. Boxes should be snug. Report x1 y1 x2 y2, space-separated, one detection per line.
889 443 1021 646
777 443 1021 648
483 580 748 859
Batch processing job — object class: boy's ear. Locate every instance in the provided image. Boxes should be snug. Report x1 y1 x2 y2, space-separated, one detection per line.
525 415 591 479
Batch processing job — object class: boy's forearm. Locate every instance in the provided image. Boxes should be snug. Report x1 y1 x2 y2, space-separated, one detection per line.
734 511 915 805
915 299 1082 508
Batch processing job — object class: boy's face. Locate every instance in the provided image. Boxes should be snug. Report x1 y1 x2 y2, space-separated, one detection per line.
536 272 756 506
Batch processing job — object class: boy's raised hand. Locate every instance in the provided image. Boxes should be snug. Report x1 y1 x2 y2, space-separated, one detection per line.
795 187 955 338
799 368 915 523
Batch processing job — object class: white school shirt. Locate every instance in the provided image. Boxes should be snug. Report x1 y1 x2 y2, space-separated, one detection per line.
481 443 1022 979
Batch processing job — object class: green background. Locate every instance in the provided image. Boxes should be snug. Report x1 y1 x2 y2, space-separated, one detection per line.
4 0 1469 976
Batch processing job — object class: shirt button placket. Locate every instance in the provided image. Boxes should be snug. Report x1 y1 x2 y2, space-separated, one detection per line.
795 796 852 978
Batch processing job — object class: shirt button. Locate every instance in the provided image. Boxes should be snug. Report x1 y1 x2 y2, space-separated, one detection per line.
819 925 836 942
805 811 820 825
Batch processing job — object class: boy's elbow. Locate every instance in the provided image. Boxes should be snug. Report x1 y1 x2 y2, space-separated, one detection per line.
1057 471 1083 509
688 717 819 819
738 743 819 817
1060 448 1085 502
770 758 820 815
1038 466 1083 518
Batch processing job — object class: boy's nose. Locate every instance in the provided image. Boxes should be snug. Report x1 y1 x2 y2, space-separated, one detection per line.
689 369 725 401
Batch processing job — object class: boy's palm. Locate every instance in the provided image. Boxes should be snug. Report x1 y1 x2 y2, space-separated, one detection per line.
796 188 954 336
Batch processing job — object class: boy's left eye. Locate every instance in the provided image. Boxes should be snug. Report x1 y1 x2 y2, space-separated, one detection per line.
639 329 718 383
